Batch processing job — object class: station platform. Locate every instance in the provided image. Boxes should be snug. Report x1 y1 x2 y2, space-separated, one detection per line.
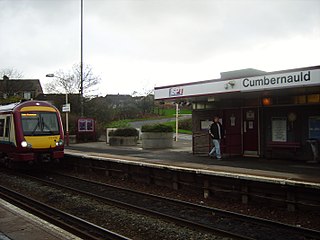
0 199 80 240
65 139 320 187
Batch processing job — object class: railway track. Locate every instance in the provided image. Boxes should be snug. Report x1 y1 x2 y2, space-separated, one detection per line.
22 171 320 240
0 185 130 240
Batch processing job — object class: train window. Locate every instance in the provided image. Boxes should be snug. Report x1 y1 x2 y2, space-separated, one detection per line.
21 112 59 136
5 116 10 138
0 119 4 136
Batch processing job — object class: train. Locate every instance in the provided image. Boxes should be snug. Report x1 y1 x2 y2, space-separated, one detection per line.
0 100 64 167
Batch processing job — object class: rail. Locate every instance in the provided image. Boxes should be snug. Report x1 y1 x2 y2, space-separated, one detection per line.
23 172 320 240
0 185 130 240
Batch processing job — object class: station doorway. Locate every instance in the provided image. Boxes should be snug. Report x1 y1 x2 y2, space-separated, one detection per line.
223 109 242 155
242 108 259 157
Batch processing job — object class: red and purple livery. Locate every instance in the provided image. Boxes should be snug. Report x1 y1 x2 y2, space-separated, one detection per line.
0 100 64 166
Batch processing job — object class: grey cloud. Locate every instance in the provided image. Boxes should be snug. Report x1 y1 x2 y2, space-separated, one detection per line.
0 0 319 94
84 0 320 62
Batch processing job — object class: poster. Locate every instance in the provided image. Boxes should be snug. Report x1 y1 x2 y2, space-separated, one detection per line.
248 121 254 129
230 115 236 127
272 118 287 142
78 118 95 132
201 120 213 130
309 116 320 139
246 110 255 120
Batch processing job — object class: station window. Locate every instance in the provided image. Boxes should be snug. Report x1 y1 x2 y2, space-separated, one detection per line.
0 119 4 136
294 94 320 104
23 92 31 99
307 94 320 103
5 116 10 138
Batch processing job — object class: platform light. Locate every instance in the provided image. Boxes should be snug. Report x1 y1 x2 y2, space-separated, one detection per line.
262 97 272 106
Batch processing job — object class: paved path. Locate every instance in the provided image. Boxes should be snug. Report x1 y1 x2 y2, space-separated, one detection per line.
66 141 320 184
129 115 192 141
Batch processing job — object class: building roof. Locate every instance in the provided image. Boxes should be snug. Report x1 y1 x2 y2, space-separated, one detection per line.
154 65 320 101
220 68 267 80
0 79 43 95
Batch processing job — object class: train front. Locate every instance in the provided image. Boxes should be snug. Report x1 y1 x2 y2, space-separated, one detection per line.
14 101 64 164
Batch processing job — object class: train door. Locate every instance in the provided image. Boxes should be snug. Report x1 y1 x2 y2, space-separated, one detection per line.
223 109 242 155
243 108 259 157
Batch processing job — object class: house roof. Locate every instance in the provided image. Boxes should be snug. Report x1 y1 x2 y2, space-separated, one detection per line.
0 79 43 94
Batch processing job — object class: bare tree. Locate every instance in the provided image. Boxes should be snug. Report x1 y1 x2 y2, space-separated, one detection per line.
0 68 24 79
45 64 101 94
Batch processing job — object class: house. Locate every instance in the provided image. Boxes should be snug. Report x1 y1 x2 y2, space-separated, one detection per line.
0 76 43 100
105 94 133 108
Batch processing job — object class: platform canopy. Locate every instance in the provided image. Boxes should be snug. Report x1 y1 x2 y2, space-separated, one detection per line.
155 65 320 102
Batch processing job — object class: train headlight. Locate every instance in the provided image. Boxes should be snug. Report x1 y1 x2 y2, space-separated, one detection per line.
21 141 32 148
56 139 64 146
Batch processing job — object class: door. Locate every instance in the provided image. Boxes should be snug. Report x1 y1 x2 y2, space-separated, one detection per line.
223 109 242 155
243 108 259 156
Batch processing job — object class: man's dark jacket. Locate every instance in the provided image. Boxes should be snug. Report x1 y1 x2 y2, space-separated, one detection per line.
209 122 224 139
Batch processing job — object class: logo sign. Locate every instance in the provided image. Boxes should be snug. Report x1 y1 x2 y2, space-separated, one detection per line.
169 87 184 97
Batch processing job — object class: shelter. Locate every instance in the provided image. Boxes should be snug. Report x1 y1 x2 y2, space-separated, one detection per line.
155 65 320 160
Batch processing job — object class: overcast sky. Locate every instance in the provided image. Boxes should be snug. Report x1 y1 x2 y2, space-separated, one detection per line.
0 0 319 96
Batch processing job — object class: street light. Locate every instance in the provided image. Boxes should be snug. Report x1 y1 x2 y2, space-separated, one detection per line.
45 74 70 146
175 103 179 141
80 0 84 116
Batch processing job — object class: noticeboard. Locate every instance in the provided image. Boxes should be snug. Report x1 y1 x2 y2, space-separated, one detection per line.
78 118 95 132
272 117 287 142
309 116 320 139
201 120 213 130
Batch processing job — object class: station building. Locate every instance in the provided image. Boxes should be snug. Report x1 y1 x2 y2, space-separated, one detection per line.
155 65 320 160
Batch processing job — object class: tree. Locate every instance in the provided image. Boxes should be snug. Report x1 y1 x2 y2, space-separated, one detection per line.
132 89 155 116
45 63 100 94
0 68 24 79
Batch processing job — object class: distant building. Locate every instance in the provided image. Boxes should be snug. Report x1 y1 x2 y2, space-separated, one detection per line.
0 76 43 100
36 93 81 114
105 94 133 108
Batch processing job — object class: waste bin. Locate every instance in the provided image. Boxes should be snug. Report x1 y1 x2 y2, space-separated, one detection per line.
306 139 319 163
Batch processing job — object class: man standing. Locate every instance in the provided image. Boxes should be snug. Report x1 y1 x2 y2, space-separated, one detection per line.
209 116 223 159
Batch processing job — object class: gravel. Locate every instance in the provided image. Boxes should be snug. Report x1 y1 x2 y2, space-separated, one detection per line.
0 171 234 240
58 169 320 231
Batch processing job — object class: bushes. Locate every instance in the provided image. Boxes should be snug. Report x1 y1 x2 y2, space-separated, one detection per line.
109 128 139 137
141 124 173 133
179 118 192 131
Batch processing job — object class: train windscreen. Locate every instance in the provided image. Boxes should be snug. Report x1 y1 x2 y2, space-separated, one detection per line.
21 112 60 136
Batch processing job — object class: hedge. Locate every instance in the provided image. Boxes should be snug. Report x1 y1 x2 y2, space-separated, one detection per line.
141 124 173 133
109 128 139 137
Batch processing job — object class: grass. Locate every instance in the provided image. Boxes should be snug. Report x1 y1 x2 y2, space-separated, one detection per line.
105 108 192 132
162 121 192 135
154 108 192 117
105 120 130 128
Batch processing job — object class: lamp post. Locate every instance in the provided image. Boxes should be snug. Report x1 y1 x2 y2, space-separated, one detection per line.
175 103 179 141
80 0 84 116
46 74 70 146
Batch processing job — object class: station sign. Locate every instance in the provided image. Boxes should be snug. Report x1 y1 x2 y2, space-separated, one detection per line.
62 104 71 112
